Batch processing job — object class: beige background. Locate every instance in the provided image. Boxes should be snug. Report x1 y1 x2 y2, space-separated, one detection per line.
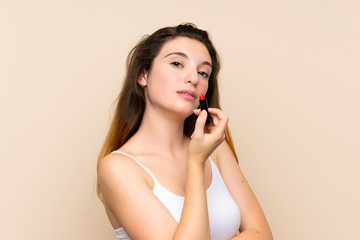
1 0 359 239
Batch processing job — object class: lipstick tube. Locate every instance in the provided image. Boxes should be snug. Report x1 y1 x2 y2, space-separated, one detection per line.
199 93 213 125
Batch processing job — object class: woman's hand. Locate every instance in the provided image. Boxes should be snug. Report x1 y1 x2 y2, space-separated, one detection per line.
175 108 228 240
188 108 229 163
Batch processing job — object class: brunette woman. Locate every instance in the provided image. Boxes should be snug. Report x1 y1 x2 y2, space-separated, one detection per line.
97 23 272 240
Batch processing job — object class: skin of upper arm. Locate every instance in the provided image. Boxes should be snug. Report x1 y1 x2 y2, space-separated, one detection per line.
213 141 272 236
98 154 178 240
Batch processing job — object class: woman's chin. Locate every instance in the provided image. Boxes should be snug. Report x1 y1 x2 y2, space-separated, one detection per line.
172 109 196 121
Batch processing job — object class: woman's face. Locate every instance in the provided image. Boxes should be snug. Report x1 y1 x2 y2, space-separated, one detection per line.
140 36 212 118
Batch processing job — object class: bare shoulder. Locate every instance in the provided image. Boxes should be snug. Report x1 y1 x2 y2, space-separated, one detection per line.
98 151 179 239
212 140 239 173
97 151 154 228
98 151 150 187
99 151 137 175
98 151 153 204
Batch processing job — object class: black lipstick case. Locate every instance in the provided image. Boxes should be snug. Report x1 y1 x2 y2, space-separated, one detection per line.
199 98 214 125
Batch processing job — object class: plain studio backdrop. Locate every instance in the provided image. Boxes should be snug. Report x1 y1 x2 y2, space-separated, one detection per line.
1 0 359 239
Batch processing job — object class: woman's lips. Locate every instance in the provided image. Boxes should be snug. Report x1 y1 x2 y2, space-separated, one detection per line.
176 90 197 100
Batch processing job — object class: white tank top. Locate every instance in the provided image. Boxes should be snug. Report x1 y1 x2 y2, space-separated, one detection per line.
112 151 241 240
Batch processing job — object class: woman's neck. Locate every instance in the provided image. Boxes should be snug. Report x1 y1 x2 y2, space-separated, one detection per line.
130 107 190 157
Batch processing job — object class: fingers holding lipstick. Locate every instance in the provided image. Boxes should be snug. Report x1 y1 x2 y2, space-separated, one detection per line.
193 108 211 133
192 110 208 139
207 108 228 127
206 108 228 138
188 108 228 160
193 108 228 126
192 108 229 136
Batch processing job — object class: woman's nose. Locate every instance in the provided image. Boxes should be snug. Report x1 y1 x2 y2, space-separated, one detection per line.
185 69 199 85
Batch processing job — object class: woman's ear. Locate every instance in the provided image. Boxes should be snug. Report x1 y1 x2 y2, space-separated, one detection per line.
137 70 148 87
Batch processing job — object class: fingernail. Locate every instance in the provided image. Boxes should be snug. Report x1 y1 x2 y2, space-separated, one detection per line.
200 110 206 115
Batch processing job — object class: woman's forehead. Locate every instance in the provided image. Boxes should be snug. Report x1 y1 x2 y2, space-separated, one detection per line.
158 37 211 63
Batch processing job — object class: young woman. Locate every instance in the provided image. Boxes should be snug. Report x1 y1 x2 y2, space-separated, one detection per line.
97 23 272 240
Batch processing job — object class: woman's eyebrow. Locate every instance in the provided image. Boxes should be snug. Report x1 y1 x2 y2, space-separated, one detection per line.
164 51 188 58
164 52 212 68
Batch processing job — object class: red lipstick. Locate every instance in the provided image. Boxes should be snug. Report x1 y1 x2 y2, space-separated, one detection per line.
199 93 213 125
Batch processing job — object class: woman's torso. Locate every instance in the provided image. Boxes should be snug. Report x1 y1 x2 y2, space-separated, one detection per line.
109 150 241 240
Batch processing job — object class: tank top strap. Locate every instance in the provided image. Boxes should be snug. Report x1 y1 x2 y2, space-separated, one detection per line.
111 150 158 184
208 156 222 181
208 156 216 172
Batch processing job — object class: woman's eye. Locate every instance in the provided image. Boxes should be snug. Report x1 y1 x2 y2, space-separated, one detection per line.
171 61 182 67
198 71 209 78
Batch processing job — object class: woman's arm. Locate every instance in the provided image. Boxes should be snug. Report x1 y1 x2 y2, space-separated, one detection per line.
175 109 229 239
99 154 179 239
214 141 273 240
174 156 209 239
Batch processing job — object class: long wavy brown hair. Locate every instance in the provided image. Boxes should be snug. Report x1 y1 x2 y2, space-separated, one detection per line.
96 23 238 200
